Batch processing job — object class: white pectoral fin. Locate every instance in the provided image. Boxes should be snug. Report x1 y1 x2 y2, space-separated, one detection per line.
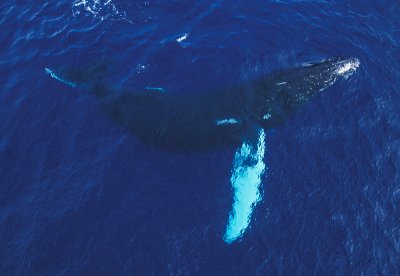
224 127 267 244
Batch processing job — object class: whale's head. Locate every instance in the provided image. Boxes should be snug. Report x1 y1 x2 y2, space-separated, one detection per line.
257 57 360 128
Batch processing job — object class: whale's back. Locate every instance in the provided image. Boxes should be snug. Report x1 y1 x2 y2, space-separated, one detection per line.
100 89 248 151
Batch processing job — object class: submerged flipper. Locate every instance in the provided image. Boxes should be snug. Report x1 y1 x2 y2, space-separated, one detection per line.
224 126 267 243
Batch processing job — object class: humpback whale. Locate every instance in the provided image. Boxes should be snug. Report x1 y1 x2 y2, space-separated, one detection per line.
46 57 360 243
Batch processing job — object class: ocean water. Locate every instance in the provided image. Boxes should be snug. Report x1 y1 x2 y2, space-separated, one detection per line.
1 0 400 274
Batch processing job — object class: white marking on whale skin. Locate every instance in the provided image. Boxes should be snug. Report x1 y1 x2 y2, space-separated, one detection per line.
275 81 287 85
45 68 77 88
216 118 239 126
224 128 266 244
145 87 165 92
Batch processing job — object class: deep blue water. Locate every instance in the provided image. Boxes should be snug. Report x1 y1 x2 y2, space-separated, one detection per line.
1 0 400 274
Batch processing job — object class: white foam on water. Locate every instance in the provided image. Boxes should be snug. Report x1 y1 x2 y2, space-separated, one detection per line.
176 33 188 43
72 0 132 23
136 63 149 74
224 128 266 244
263 113 272 120
335 58 360 79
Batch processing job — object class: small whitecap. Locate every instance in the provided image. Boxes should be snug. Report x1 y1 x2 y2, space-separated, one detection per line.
263 113 272 120
176 33 188 43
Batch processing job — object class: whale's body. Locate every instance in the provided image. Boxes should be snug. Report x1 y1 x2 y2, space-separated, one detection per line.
46 57 360 243
101 84 248 150
97 57 359 151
